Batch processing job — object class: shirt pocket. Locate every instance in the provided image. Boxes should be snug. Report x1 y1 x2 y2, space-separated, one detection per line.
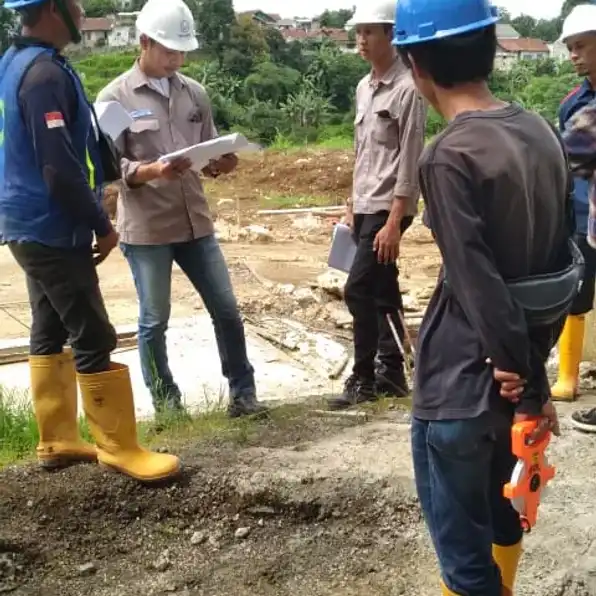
371 108 399 149
128 118 162 161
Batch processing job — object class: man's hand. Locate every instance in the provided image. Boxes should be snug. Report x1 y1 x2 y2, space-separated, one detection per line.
515 401 561 443
373 221 401 264
93 228 119 266
493 368 525 403
341 203 354 229
156 157 192 180
204 153 238 178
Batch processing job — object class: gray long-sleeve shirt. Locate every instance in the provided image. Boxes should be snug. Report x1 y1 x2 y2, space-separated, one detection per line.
414 104 570 420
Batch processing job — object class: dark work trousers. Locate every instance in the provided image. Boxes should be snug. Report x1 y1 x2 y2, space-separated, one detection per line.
9 242 117 374
570 233 596 315
344 211 413 380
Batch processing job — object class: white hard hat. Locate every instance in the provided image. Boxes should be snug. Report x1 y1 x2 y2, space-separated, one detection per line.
136 0 198 52
346 0 395 27
559 4 596 43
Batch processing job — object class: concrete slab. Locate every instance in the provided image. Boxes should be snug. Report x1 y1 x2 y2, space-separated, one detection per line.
0 315 344 419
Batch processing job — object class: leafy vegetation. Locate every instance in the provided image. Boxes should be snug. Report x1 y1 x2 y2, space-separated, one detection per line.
74 45 580 147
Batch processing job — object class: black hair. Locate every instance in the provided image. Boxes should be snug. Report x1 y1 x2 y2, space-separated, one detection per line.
18 1 49 28
397 24 497 88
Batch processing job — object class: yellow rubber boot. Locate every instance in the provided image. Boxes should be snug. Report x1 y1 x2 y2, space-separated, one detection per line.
551 315 585 401
493 541 523 595
440 580 460 595
78 362 180 482
29 352 97 469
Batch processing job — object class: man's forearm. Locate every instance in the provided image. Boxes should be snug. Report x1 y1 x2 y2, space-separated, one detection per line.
388 196 408 226
126 162 159 186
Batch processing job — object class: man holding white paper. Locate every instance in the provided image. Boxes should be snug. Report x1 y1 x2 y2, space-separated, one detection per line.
329 1 427 409
97 0 266 418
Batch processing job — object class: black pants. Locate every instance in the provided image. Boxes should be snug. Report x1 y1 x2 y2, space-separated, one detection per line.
9 242 117 374
570 233 596 315
344 212 413 380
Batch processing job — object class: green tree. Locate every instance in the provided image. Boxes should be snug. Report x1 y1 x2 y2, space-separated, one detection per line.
244 62 301 104
511 14 536 37
0 6 17 53
496 6 511 22
194 0 235 66
83 0 117 17
223 15 268 77
318 9 354 28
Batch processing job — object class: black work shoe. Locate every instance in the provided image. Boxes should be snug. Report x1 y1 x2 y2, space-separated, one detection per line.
571 407 596 432
327 375 377 410
375 363 409 397
228 395 269 418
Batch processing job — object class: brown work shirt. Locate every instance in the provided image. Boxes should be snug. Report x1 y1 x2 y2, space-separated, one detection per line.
97 61 217 245
352 58 427 216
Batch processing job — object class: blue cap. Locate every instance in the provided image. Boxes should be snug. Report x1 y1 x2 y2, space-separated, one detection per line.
393 0 500 46
4 0 46 8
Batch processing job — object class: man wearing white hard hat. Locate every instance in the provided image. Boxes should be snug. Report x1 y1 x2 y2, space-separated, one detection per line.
551 4 596 421
97 0 267 419
328 0 427 409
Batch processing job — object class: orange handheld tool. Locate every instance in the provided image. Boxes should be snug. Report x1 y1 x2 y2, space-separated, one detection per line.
503 420 556 533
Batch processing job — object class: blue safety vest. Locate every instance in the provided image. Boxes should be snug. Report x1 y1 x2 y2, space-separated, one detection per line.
559 79 596 235
0 44 102 248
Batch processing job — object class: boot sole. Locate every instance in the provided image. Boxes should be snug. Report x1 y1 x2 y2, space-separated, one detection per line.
98 461 183 484
38 453 98 470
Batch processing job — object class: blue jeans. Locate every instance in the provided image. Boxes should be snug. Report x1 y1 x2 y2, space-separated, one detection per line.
411 413 523 595
121 236 255 408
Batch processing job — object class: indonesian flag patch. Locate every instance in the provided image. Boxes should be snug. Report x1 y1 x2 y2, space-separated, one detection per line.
45 111 65 129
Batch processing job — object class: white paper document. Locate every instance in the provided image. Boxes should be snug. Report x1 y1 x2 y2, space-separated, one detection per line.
328 223 357 273
93 101 136 141
158 133 261 171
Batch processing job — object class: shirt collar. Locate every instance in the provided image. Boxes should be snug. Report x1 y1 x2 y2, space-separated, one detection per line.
129 59 185 92
367 57 406 89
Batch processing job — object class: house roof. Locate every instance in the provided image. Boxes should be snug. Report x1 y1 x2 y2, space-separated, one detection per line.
498 38 550 53
277 18 295 26
81 17 113 32
496 23 520 38
237 10 279 23
281 27 349 42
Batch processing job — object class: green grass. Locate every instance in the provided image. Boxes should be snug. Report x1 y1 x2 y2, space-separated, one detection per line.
258 193 339 210
269 133 353 152
0 382 317 469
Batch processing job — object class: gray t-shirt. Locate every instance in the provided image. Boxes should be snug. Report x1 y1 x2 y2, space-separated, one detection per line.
413 104 570 421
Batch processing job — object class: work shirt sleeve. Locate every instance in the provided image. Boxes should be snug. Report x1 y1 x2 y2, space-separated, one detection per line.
19 61 112 237
95 86 142 190
421 159 548 414
393 86 426 200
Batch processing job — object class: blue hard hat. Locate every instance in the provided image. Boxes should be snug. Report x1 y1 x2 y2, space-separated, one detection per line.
4 0 47 8
393 0 500 46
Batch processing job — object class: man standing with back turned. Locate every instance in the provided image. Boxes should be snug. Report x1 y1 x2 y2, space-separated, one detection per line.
394 0 577 593
329 0 426 410
0 0 180 483
98 0 267 419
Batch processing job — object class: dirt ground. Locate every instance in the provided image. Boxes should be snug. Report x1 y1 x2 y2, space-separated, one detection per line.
6 149 594 595
2 399 596 596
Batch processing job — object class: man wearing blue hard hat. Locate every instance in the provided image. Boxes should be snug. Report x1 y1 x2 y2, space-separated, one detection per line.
0 0 180 483
393 0 579 594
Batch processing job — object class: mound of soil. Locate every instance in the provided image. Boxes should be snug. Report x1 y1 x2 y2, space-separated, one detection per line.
0 413 426 596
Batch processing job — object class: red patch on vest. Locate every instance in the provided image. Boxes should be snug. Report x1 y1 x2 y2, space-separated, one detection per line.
44 111 65 129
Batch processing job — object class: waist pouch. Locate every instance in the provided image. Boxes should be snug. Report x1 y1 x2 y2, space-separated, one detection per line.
444 238 584 328
503 238 584 327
